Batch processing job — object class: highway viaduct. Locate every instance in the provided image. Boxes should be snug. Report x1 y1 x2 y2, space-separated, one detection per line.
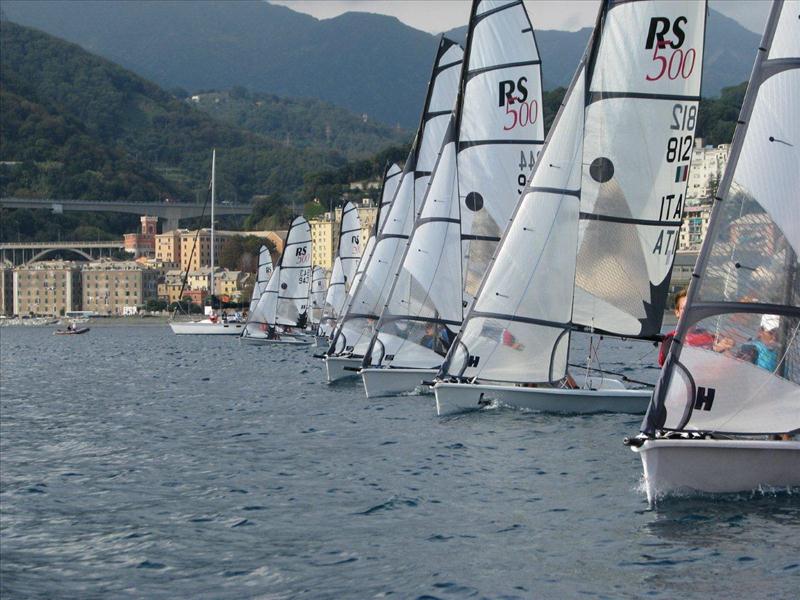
0 197 252 231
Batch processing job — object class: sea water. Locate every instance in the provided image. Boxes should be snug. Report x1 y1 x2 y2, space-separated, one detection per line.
1 324 798 598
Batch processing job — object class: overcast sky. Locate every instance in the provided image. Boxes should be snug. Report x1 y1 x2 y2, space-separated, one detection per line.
270 0 771 34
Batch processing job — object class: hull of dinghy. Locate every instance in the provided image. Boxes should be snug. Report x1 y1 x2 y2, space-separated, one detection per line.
634 439 800 504
434 381 651 417
361 368 437 398
170 321 244 335
325 356 362 383
240 334 312 345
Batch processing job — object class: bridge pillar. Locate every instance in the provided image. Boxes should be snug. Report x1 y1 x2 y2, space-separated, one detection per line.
163 208 181 232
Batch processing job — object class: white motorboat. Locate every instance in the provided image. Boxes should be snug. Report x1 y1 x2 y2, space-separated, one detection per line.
431 0 708 415
630 0 799 504
360 0 545 397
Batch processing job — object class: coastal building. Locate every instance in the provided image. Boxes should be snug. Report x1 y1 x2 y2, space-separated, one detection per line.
0 264 13 316
158 269 186 304
310 212 337 270
13 260 82 316
678 204 713 252
155 229 184 266
179 229 230 273
356 199 378 248
686 142 730 202
216 270 250 302
81 260 159 315
123 216 158 259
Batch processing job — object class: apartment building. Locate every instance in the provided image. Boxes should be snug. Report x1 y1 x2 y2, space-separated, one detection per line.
81 260 159 315
13 261 82 316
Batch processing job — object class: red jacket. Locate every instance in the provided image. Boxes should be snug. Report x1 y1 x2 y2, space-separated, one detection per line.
658 328 715 366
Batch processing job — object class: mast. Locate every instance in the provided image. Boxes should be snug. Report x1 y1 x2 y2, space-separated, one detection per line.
210 149 216 308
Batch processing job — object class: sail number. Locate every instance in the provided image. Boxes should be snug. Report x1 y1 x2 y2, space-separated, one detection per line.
517 149 538 194
504 99 539 131
646 45 696 81
666 136 692 163
670 104 696 131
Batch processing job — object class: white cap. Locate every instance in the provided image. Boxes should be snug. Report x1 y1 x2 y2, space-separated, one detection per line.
761 314 780 331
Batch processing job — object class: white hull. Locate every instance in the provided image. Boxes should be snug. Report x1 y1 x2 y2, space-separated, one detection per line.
169 321 245 335
434 380 651 417
634 438 800 504
361 368 437 398
325 356 362 383
240 333 312 346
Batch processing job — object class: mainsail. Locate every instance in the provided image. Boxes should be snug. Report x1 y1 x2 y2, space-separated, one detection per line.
442 0 707 384
325 164 401 338
365 0 544 370
644 0 799 436
244 217 311 335
309 266 327 326
248 245 274 315
338 201 363 287
328 37 464 357
276 216 312 326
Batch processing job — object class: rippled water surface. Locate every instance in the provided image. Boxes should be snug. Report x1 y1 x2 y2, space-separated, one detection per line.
1 324 798 598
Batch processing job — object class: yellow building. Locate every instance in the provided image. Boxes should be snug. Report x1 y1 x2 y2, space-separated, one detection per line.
155 229 184 266
158 270 186 304
310 213 337 270
217 270 250 302
81 260 159 315
179 229 230 272
13 261 82 316
356 202 378 249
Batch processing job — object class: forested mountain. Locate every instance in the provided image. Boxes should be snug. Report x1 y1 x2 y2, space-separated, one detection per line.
2 1 761 128
189 88 407 156
0 21 407 206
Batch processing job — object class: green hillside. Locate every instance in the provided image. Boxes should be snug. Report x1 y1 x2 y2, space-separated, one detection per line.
0 21 407 208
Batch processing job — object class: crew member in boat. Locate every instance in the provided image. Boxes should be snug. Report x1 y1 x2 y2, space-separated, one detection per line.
658 288 714 366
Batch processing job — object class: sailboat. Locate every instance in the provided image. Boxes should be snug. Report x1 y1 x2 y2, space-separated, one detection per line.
316 199 366 342
241 216 313 345
433 0 707 415
361 0 545 398
628 0 799 503
170 149 244 335
323 37 464 382
248 245 274 317
308 265 328 333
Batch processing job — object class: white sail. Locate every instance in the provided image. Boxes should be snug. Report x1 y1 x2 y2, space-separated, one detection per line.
329 37 464 357
275 216 312 326
377 164 403 232
248 245 274 314
309 266 327 325
244 265 281 336
338 202 363 288
645 0 800 436
366 0 544 370
442 0 707 384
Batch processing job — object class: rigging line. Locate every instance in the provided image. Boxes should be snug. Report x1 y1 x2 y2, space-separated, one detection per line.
174 184 211 317
566 363 655 388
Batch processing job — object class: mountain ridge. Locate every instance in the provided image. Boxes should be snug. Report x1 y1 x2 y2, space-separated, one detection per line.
1 1 761 128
